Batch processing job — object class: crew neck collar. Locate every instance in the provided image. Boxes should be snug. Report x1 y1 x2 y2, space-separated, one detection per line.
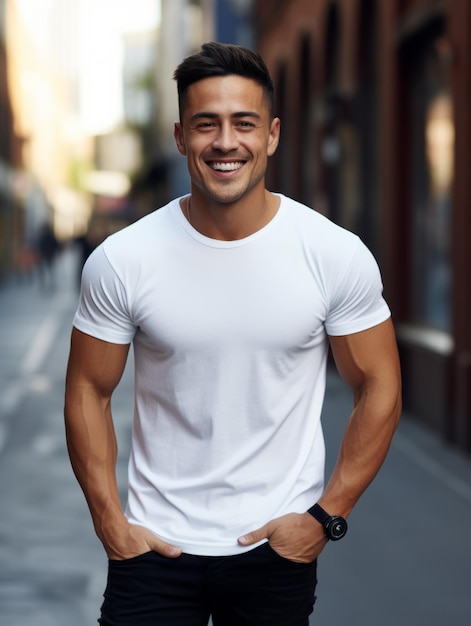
173 194 284 248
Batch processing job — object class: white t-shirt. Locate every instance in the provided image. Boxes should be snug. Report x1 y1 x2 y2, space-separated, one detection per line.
74 194 391 556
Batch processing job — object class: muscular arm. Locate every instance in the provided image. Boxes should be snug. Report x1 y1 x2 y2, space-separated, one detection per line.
64 328 181 559
239 318 401 561
321 317 402 517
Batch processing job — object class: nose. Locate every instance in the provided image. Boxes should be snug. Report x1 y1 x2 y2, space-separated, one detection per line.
212 121 239 152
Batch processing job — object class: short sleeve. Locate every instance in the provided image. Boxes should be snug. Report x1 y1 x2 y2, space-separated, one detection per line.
325 239 391 336
73 244 137 344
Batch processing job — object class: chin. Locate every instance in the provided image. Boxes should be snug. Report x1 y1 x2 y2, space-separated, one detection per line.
206 188 247 205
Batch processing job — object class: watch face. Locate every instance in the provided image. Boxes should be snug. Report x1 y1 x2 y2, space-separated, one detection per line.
327 516 348 541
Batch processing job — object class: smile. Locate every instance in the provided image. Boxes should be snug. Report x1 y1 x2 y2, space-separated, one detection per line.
209 161 244 172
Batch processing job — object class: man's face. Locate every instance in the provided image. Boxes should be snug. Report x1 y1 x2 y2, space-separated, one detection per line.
174 75 280 205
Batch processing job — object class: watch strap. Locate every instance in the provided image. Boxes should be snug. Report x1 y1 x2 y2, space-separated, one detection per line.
307 503 331 525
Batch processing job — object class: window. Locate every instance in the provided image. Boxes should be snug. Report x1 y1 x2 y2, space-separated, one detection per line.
408 29 453 332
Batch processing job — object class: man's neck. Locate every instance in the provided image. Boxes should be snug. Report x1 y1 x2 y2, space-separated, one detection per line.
185 190 280 241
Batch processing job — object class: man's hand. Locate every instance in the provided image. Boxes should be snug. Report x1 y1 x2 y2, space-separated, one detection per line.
103 520 182 561
238 512 328 563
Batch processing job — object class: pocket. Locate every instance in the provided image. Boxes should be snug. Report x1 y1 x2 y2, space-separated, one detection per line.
264 542 316 567
108 550 155 568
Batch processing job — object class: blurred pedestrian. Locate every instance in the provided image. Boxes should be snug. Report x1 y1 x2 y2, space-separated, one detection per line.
75 213 130 289
64 42 402 625
74 214 107 289
37 222 59 291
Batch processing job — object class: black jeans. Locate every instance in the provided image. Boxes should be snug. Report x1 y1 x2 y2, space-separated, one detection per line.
99 543 317 625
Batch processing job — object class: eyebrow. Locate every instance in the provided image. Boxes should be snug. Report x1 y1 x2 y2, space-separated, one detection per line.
189 111 262 123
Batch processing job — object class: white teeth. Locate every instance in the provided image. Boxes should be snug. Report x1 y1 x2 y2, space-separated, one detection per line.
211 162 243 171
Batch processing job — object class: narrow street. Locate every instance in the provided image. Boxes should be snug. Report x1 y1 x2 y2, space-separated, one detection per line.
0 247 470 625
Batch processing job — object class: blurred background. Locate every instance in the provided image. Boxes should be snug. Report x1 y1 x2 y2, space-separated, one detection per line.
1 0 471 624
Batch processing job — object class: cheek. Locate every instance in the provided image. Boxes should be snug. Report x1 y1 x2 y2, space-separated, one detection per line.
186 137 208 160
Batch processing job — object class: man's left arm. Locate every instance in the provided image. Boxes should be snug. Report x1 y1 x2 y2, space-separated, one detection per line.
238 318 402 562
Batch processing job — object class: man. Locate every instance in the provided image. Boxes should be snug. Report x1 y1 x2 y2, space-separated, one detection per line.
64 42 401 625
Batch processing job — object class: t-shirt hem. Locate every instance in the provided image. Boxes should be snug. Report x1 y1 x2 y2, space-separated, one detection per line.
73 318 134 345
325 309 391 337
163 536 268 557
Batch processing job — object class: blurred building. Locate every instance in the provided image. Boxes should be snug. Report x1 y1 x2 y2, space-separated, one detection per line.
83 28 157 233
0 0 23 281
255 0 471 452
0 0 14 276
5 0 92 251
214 0 254 47
3 1 164 274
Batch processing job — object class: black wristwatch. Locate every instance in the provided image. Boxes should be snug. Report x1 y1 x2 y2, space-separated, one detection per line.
307 503 348 541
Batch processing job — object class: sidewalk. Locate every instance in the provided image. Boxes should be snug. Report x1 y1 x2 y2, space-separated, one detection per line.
0 248 79 423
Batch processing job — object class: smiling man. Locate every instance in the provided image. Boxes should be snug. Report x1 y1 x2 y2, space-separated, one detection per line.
64 42 401 625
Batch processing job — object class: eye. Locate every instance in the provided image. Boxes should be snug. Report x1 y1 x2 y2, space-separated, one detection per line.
237 120 255 128
196 121 216 129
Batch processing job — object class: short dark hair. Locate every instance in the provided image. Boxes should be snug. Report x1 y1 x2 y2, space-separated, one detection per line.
173 42 275 119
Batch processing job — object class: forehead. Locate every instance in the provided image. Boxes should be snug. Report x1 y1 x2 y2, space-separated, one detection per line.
182 75 269 119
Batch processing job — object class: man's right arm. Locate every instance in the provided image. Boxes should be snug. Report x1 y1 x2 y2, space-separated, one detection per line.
64 327 182 560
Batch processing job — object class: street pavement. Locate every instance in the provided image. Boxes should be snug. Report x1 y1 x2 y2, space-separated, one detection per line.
0 246 470 625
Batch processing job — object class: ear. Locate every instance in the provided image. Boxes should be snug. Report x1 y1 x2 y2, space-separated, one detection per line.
267 117 280 157
174 122 187 156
